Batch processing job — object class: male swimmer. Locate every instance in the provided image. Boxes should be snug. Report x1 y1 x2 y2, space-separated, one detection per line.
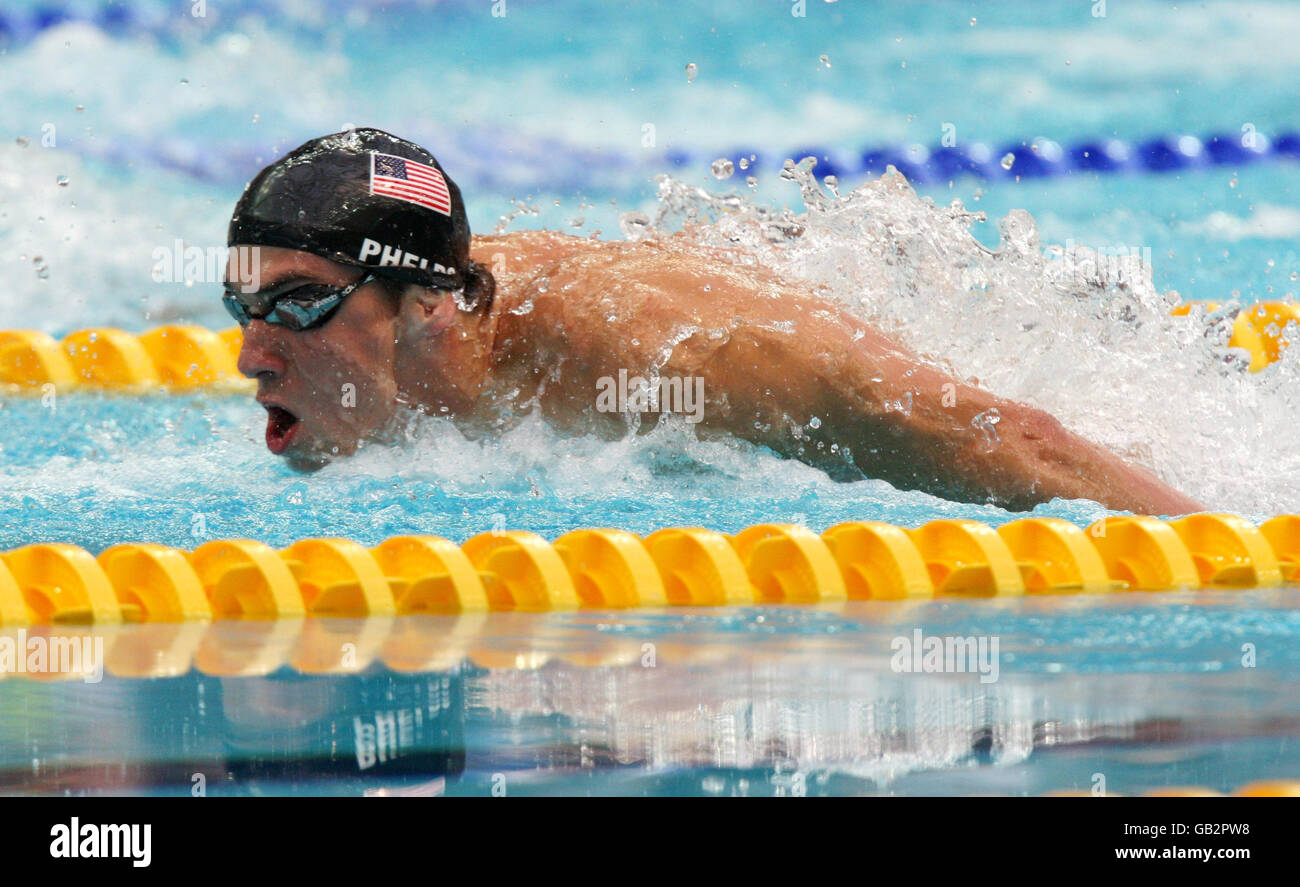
224 128 1202 514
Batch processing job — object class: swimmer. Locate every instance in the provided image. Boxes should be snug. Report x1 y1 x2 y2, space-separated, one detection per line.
224 128 1203 514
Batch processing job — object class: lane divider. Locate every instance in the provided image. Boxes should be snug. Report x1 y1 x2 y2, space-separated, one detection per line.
0 300 1295 395
0 0 489 45
753 130 1300 184
32 127 1300 191
0 513 1294 627
34 125 1300 193
1171 300 1300 373
0 325 249 393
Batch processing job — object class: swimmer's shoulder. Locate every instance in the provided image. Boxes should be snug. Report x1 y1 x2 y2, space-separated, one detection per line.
470 229 751 279
470 230 612 273
476 228 819 327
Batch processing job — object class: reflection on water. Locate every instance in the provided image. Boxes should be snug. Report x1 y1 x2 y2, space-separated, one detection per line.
2 592 1299 796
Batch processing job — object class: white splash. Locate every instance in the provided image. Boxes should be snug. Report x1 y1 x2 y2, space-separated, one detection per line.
640 162 1300 515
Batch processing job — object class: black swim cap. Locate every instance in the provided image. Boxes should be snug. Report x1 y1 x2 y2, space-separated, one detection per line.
228 128 470 290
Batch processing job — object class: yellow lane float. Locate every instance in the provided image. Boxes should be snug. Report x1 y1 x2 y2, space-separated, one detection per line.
0 513 1293 625
821 521 934 600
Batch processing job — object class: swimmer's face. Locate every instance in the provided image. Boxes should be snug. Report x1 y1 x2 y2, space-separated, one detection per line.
225 246 402 469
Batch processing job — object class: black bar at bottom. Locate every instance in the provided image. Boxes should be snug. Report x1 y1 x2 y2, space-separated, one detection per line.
4 796 1288 874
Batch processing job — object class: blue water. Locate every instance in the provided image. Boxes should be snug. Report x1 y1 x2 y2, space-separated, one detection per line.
1 0 1299 795
4 594 1300 796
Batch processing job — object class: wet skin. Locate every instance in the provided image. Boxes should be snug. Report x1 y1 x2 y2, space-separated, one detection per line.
226 232 1204 514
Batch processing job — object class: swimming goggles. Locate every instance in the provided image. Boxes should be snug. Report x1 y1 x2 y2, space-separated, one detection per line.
222 272 379 332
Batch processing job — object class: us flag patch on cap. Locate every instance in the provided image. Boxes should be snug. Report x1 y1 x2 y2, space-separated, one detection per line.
369 152 452 216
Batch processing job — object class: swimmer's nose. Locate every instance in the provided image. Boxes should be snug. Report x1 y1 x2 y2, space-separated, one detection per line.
237 319 289 380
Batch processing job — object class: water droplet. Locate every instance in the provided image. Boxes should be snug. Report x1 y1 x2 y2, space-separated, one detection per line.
710 158 734 179
74 104 84 112
746 176 757 188
886 391 914 415
971 408 1001 452
56 176 69 187
1229 176 1238 189
180 78 189 85
808 416 822 429
970 17 977 25
738 157 749 171
824 174 839 196
1000 153 1016 171
251 113 260 123
685 63 698 83
818 54 831 68
619 211 651 240
15 136 30 147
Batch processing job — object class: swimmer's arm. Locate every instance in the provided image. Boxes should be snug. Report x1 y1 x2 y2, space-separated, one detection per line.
693 315 1204 514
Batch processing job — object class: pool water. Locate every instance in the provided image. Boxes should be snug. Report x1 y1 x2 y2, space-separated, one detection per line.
1 0 1299 795
5 590 1300 797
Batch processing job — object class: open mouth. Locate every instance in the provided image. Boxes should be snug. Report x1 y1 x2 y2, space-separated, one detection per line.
264 405 302 455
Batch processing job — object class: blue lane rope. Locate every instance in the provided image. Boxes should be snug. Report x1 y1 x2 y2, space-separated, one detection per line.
701 132 1296 184
54 129 1300 191
4 1 1300 187
0 0 477 43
